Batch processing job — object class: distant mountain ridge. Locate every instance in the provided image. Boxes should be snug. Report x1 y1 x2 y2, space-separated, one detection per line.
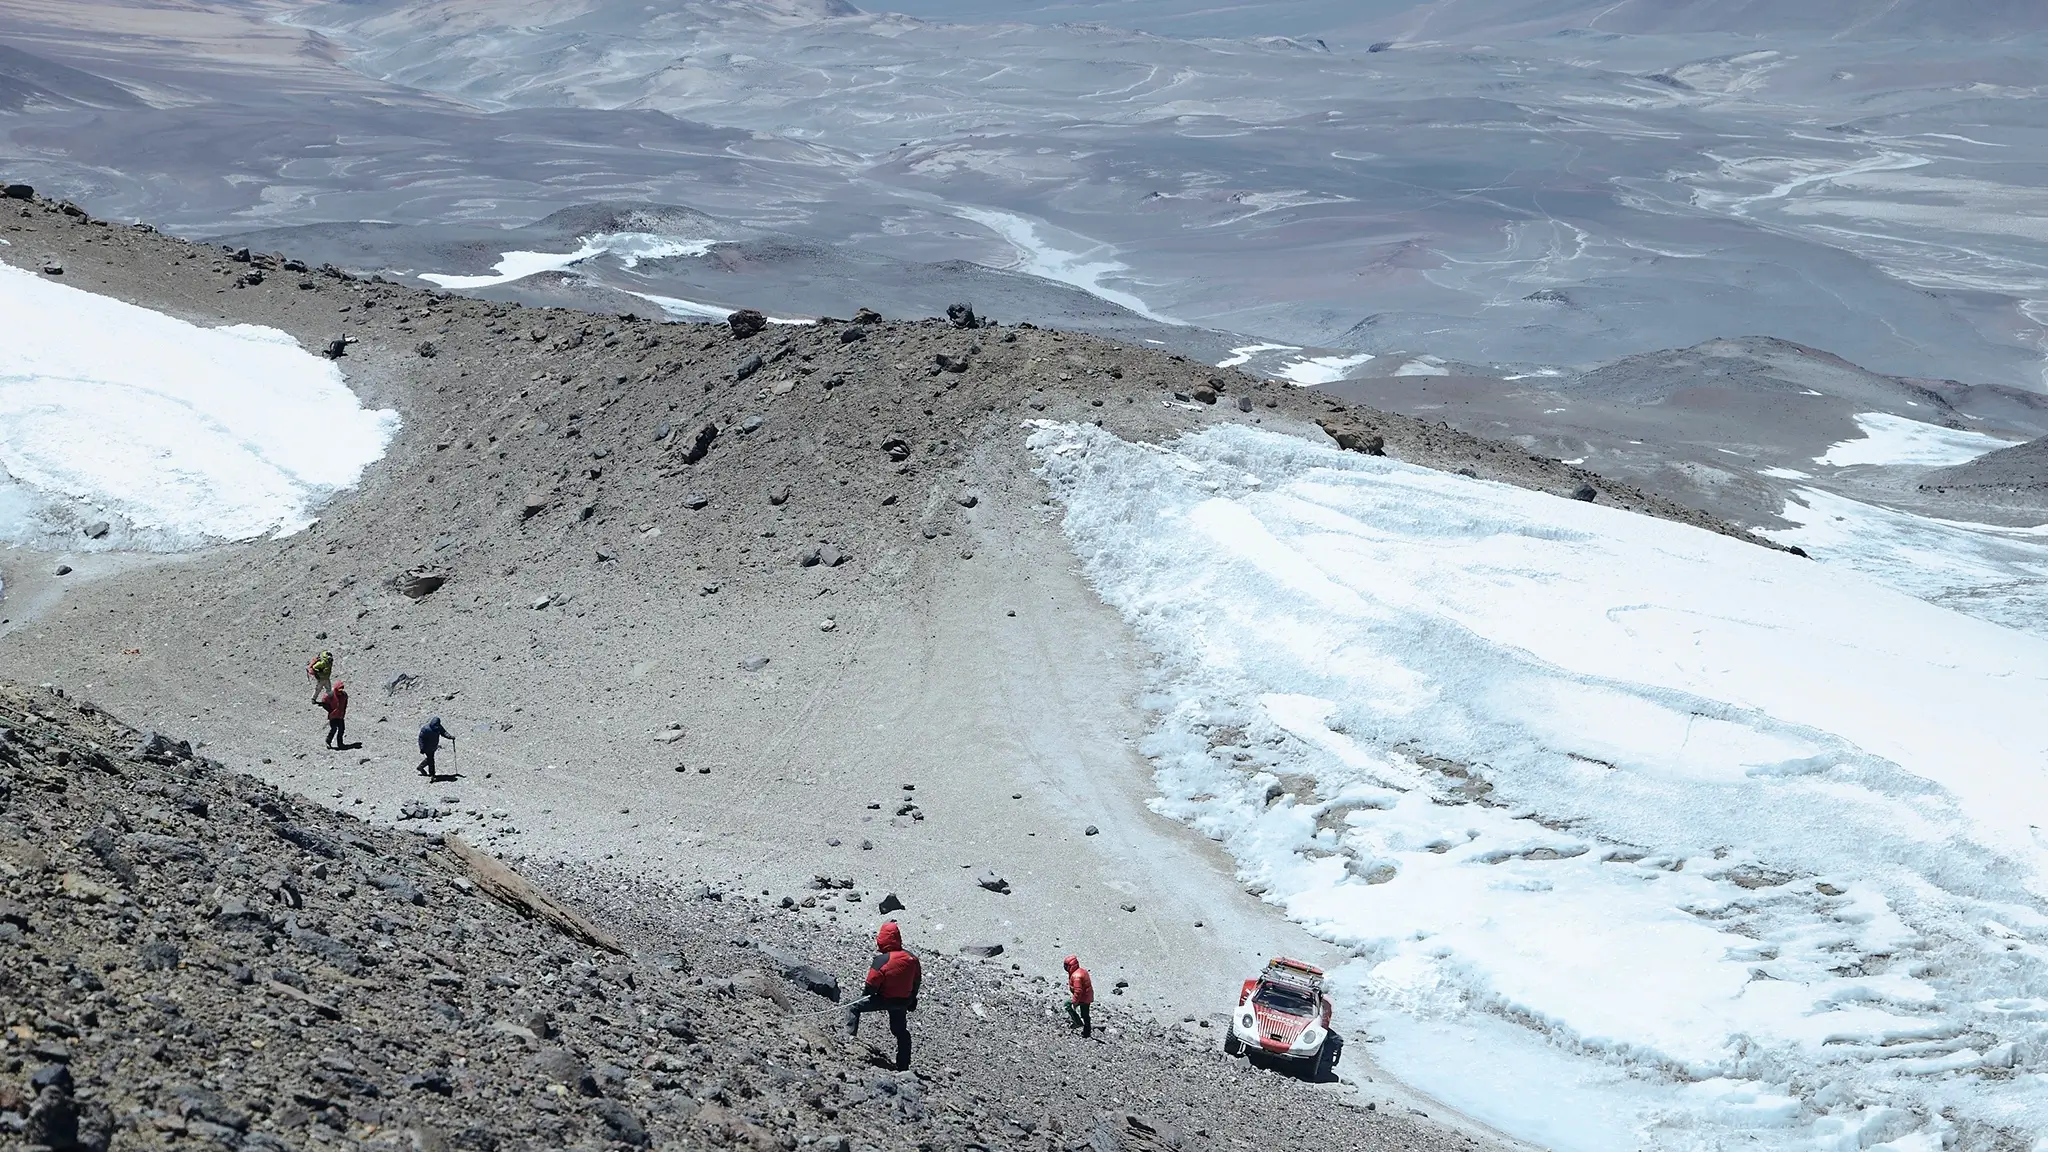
862 0 2048 43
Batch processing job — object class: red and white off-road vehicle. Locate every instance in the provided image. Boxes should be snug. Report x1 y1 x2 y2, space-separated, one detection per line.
1223 958 1343 1080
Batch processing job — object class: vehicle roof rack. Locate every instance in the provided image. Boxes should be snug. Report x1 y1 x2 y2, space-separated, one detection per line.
1263 957 1326 988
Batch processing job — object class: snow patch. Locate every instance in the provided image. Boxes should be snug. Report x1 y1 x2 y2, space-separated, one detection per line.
419 232 716 289
1217 342 1298 369
1275 352 1374 385
0 263 397 548
1030 420 2048 1152
1816 411 2012 468
955 206 1178 324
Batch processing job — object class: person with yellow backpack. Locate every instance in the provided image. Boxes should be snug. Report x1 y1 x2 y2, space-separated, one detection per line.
308 651 335 703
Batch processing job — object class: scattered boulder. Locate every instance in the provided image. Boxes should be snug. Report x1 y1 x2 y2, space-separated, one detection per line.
877 893 904 914
1084 825 1099 836
734 353 765 382
960 942 1005 958
1317 419 1386 456
362 874 424 907
728 309 768 339
531 1048 600 1097
740 656 770 672
683 493 711 511
40 259 62 276
975 870 1010 895
935 352 970 373
853 307 882 324
414 340 439 358
680 423 719 465
759 946 841 1002
882 438 910 462
2 183 32 199
82 520 111 540
393 565 451 599
945 303 979 329
1572 484 1599 502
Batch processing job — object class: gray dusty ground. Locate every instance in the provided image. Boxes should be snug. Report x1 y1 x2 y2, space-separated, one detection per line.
0 191 1778 1151
1921 434 2048 515
1 680 1500 1152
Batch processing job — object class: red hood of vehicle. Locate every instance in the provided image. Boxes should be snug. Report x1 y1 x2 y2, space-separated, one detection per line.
1251 1003 1312 1051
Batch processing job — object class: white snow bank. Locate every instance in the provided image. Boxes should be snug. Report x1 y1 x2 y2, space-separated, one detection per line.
0 263 398 547
621 289 814 326
1763 486 2048 637
419 232 715 289
1276 351 1374 385
955 206 1179 324
1217 342 1298 369
1816 411 2012 467
1030 420 2048 1152
1214 343 1374 385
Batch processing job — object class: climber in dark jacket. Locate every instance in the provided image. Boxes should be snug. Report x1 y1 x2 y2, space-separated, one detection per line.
416 716 452 778
845 920 922 1069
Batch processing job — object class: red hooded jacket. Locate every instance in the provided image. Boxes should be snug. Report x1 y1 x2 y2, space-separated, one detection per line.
322 685 349 720
1064 955 1094 1005
865 921 922 1004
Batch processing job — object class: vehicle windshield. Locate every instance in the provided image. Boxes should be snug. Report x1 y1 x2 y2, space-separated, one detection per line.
1252 981 1317 1017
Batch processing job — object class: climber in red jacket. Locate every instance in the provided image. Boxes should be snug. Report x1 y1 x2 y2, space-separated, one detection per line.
1064 954 1095 1037
846 920 921 1069
319 682 349 750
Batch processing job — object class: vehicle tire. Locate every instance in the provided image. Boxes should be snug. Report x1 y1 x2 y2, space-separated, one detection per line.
1223 1032 1244 1057
1311 1040 1334 1082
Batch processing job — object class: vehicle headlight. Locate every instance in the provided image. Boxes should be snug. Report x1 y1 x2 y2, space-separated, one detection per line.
1294 1026 1324 1053
1238 1012 1256 1032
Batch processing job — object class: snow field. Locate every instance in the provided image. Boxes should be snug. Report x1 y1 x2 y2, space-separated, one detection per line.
1816 411 2013 468
1029 421 2048 1152
0 263 398 547
1764 486 2048 638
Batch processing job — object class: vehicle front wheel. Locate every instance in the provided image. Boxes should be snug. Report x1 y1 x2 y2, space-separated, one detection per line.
1313 1034 1343 1082
1223 1032 1244 1057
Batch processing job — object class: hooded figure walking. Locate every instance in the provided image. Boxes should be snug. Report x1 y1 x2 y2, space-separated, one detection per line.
320 682 349 749
416 716 452 778
1063 954 1095 1037
846 921 921 1070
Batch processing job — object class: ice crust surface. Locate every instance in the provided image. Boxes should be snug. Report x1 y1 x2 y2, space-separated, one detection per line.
1030 420 2048 1152
0 262 399 548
